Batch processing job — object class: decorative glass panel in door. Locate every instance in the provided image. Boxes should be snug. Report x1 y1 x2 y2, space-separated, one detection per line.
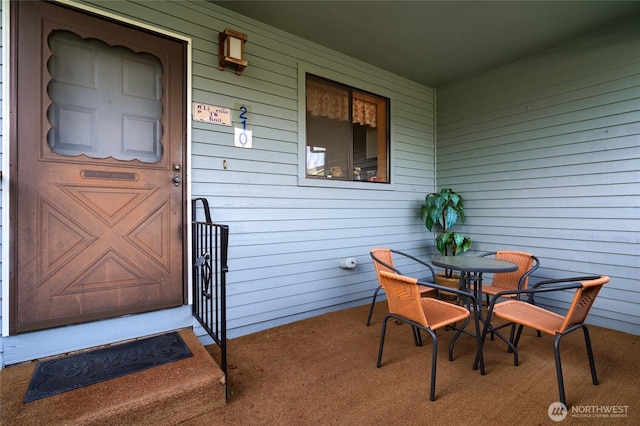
47 30 163 163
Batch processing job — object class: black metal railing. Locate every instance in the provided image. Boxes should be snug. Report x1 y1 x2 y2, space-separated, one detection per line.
191 198 229 395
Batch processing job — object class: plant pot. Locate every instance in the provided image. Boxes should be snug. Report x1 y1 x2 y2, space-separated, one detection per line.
435 272 461 301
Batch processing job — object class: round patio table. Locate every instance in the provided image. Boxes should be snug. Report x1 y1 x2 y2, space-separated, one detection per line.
431 254 518 301
431 254 518 277
431 254 518 374
432 254 518 312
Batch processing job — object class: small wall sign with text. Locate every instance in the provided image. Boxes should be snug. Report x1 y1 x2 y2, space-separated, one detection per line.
192 103 231 126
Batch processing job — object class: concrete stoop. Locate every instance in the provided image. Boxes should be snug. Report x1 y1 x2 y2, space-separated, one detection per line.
2 329 226 425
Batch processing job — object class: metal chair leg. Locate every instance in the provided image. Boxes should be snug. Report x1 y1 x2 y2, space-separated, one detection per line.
513 324 525 348
427 329 438 401
582 325 599 385
376 315 390 367
412 326 423 346
366 286 382 326
554 334 567 406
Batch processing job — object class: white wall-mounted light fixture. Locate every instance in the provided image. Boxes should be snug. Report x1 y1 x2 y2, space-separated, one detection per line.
218 28 248 75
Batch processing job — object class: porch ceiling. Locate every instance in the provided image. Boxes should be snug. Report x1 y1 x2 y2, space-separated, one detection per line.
213 1 640 87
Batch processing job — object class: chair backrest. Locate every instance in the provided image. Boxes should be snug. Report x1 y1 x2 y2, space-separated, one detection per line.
378 270 428 328
370 248 400 275
492 251 537 290
559 275 609 332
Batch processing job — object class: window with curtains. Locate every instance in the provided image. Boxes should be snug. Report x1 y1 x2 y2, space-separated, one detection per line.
305 74 389 183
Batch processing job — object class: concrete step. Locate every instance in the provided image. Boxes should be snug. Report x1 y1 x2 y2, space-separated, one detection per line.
1 329 226 425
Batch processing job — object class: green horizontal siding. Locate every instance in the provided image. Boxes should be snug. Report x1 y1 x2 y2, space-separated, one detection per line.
436 14 640 334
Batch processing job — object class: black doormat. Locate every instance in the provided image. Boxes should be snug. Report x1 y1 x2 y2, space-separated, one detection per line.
24 332 192 403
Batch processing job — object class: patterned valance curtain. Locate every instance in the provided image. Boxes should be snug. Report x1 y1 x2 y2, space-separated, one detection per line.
306 80 377 128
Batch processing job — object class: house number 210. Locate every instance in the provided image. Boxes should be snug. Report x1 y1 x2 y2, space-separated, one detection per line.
234 104 252 148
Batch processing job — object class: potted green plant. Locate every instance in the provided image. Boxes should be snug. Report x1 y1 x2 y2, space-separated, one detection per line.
420 188 472 285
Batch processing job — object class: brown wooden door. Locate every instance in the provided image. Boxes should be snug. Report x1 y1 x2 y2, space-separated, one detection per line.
11 1 186 333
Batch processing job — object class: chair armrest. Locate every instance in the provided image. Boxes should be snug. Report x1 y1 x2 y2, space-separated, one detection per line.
517 255 540 288
489 283 581 304
390 249 437 281
529 275 601 289
486 275 598 307
417 279 477 306
369 252 403 275
478 251 496 258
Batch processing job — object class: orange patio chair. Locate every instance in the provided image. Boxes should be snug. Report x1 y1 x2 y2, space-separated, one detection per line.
481 275 610 406
475 251 540 341
477 251 540 305
368 248 438 326
376 270 478 400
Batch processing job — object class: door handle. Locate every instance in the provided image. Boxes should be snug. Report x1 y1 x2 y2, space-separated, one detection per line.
173 173 182 186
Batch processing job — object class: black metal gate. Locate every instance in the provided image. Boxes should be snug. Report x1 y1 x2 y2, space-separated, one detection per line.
191 198 229 393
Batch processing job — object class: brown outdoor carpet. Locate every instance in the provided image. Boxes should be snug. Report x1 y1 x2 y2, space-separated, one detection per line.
200 303 638 425
1 304 638 425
